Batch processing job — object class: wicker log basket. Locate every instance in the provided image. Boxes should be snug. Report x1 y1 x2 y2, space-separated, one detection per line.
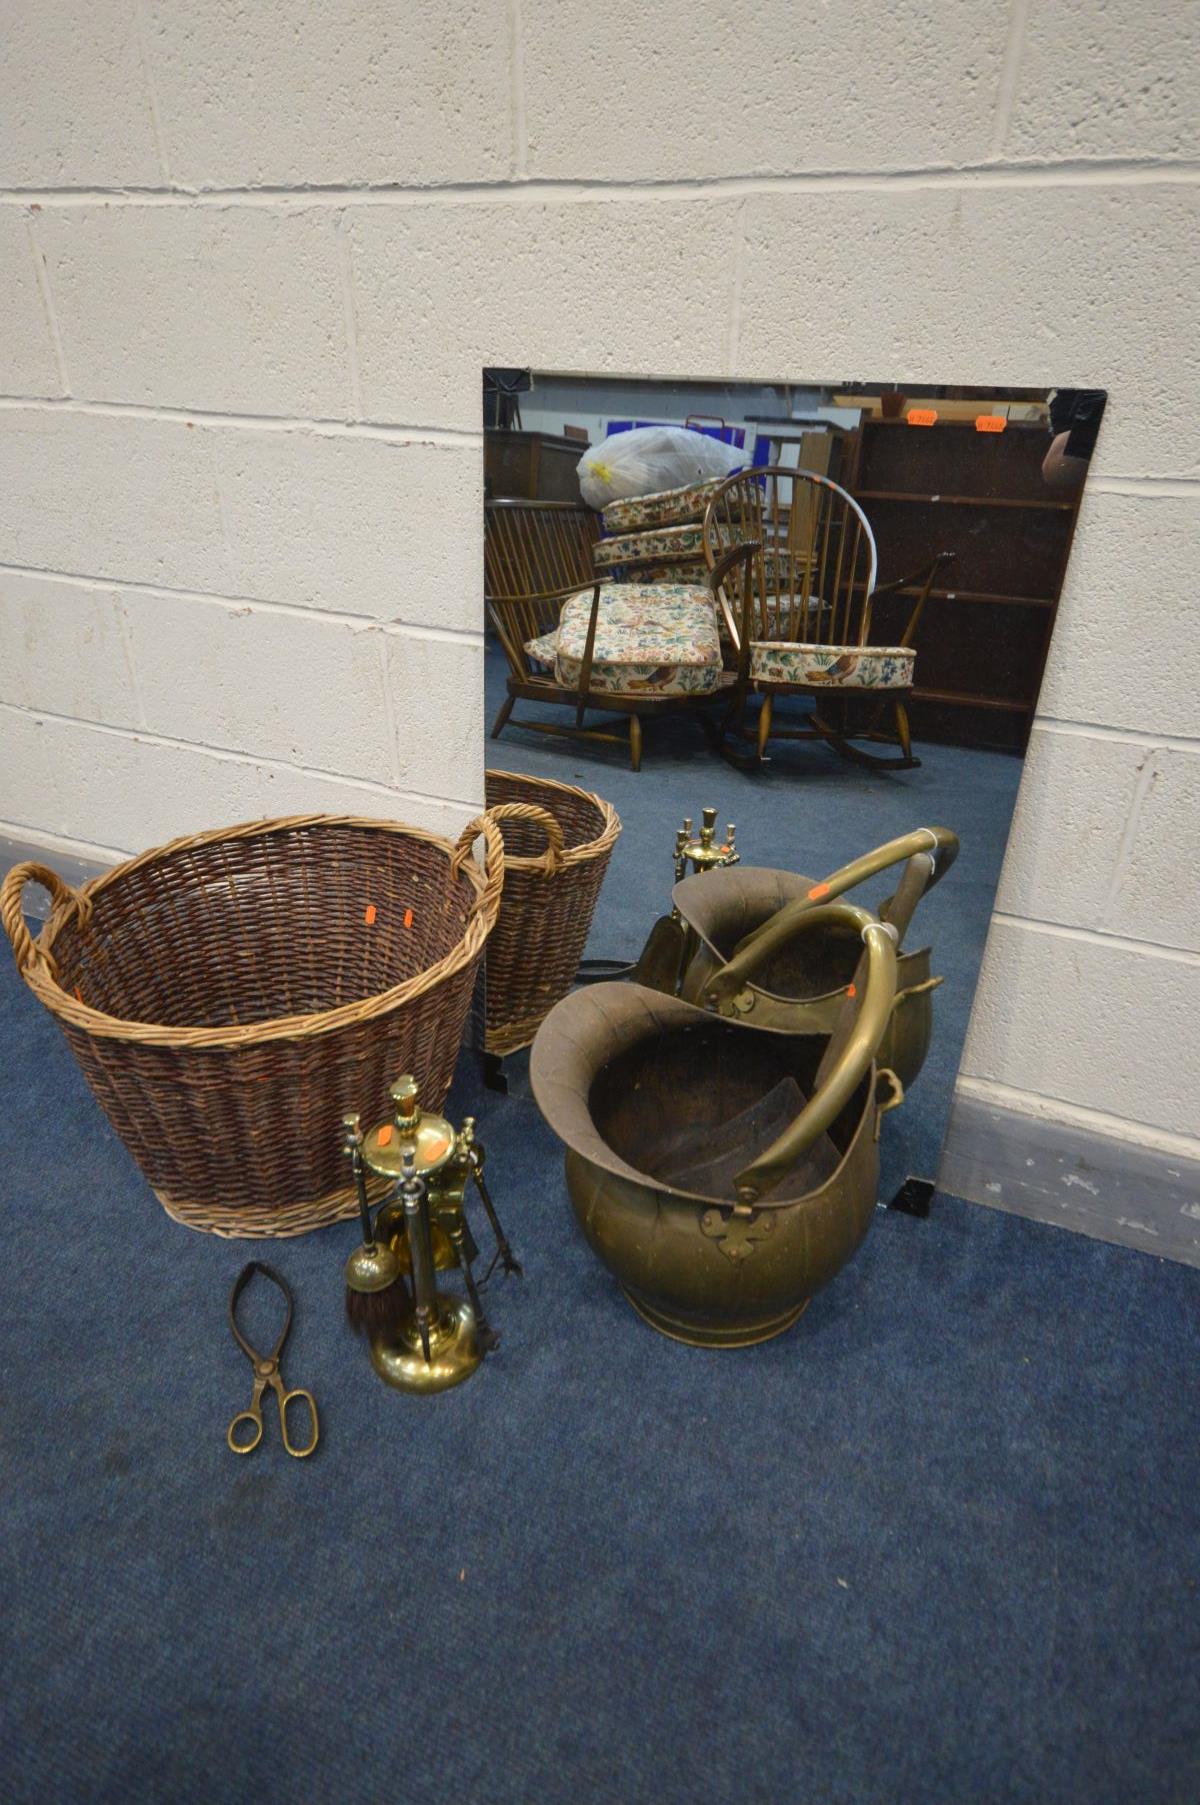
484 770 620 1055
0 812 504 1238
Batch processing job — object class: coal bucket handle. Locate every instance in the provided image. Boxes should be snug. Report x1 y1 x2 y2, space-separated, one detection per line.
706 902 899 1203
705 897 884 1017
873 1067 906 1141
731 827 959 964
877 848 945 948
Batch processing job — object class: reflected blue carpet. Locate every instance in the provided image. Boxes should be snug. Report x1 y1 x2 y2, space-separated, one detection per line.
3 668 1198 1802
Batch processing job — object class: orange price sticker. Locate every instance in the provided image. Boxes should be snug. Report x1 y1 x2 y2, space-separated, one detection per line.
975 414 1007 433
807 882 831 901
403 908 414 929
377 1124 393 1147
364 904 377 925
906 408 938 428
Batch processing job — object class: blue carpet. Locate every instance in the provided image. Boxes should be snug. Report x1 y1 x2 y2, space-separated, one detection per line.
3 680 1199 1799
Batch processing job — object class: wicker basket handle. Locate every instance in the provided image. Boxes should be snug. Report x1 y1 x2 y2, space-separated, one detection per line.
483 802 565 873
1 861 87 979
450 812 507 929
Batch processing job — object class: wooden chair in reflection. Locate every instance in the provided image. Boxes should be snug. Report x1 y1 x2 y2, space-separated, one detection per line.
485 498 732 772
701 467 953 770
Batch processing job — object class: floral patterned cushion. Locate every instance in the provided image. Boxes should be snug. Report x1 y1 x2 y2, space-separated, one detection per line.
594 523 708 570
719 588 829 640
525 583 722 696
637 559 709 584
719 601 781 648
602 477 726 535
524 629 558 670
749 643 916 688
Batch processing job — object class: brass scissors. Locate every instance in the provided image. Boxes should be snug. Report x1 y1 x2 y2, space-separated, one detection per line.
226 1262 319 1458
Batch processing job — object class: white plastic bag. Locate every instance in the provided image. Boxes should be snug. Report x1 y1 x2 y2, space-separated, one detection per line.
577 426 744 510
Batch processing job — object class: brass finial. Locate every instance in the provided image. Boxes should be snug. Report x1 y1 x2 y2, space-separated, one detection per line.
391 1074 420 1127
677 806 741 876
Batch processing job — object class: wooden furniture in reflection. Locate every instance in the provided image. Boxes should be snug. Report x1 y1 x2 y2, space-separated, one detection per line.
484 430 588 502
846 416 1080 752
702 467 951 770
485 497 599 603
755 425 850 485
485 500 732 772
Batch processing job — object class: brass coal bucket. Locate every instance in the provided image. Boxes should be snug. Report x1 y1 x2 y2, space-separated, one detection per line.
531 902 901 1348
649 828 958 1090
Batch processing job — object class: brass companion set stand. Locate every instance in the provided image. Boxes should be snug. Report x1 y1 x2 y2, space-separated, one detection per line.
633 804 741 994
343 1075 522 1395
675 807 739 878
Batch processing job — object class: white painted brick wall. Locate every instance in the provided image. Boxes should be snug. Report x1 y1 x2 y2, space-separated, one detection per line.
960 922 1200 1137
1005 0 1200 164
384 629 485 803
1037 490 1200 734
0 0 1196 1172
0 410 481 629
144 0 512 189
996 727 1148 928
0 4 162 187
1105 748 1200 955
120 590 395 781
1 705 475 851
0 212 62 398
210 432 483 629
348 200 743 431
35 207 354 417
521 2 1012 178
996 727 1200 956
0 407 230 589
0 571 138 725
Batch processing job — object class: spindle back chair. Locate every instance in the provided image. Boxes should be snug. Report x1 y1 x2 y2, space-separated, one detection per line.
484 499 730 772
484 499 600 606
702 467 950 770
485 501 599 710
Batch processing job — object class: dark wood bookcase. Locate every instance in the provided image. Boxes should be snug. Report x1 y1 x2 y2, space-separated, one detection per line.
484 430 587 503
847 417 1085 753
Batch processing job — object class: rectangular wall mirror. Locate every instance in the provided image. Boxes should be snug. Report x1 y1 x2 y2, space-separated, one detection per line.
480 372 1105 1276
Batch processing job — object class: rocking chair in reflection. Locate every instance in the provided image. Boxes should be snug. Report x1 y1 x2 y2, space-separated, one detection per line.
701 467 954 770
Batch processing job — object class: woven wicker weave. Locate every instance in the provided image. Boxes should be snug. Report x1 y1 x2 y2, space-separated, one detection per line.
484 770 620 1055
1 813 504 1238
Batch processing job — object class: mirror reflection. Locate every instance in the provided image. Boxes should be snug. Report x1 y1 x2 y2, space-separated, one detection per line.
481 371 1105 1343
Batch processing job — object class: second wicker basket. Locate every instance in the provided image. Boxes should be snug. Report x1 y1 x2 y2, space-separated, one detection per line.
483 770 620 1056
